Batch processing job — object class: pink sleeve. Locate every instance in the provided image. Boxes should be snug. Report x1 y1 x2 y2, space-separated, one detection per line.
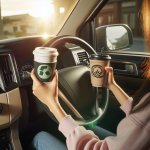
59 116 108 150
58 107 145 150
58 97 147 150
58 98 133 150
120 97 133 115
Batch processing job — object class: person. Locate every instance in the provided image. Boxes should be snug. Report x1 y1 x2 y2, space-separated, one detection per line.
30 0 150 149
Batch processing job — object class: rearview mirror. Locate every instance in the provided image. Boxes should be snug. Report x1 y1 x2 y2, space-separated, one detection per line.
96 24 133 52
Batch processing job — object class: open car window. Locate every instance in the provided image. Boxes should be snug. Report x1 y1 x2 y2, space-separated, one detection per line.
0 0 79 40
95 0 148 54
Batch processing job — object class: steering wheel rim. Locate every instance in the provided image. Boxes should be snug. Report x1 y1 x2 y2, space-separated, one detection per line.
45 35 109 125
44 35 97 55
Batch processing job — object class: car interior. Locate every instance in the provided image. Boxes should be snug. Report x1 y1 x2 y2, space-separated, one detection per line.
0 0 148 149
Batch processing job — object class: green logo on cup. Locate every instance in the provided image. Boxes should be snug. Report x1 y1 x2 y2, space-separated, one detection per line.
37 65 52 80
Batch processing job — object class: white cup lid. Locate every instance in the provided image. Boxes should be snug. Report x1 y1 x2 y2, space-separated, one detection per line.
33 47 58 57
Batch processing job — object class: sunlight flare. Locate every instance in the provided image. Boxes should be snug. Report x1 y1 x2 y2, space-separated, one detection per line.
29 0 54 20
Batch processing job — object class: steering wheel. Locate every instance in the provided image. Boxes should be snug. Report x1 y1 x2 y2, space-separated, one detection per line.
45 35 109 125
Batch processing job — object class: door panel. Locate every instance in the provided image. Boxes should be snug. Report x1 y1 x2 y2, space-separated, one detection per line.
98 52 149 133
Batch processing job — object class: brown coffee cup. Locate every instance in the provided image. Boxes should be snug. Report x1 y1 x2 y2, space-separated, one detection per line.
89 54 111 87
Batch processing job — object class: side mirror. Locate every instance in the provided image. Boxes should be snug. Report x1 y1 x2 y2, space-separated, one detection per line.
96 24 133 52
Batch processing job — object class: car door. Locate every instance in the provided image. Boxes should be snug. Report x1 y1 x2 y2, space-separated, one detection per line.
78 0 148 133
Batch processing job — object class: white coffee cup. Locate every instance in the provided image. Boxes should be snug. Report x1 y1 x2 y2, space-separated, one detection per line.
33 47 58 82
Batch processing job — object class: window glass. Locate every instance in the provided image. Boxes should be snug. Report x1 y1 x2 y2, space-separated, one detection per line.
95 0 148 53
0 0 79 40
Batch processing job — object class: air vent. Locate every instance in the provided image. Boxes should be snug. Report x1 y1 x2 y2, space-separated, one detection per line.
0 54 17 90
77 51 88 64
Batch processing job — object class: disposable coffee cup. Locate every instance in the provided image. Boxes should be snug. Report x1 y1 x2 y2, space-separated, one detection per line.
33 47 58 82
89 54 111 87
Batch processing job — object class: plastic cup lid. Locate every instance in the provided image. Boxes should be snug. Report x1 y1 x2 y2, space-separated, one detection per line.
89 54 111 60
33 47 58 57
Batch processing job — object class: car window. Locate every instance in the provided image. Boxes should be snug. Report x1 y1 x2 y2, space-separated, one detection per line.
95 0 149 53
0 0 79 40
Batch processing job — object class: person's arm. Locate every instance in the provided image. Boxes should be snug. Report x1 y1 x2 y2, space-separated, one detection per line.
31 70 67 122
59 116 101 150
50 100 67 122
30 69 136 150
105 67 133 115
105 67 133 105
59 114 145 150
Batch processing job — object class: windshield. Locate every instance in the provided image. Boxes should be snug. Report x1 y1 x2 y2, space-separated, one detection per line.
0 0 79 40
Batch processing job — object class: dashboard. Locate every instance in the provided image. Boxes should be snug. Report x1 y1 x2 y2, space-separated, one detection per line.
0 35 147 92
0 36 89 91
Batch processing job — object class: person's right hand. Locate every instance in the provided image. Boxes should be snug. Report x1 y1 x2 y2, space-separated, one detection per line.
104 67 117 91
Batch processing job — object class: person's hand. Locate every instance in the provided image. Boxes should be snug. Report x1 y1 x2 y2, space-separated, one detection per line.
104 67 117 90
31 69 67 122
31 69 59 110
105 67 131 105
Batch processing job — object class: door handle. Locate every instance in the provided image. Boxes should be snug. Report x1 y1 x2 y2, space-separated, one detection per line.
112 62 138 76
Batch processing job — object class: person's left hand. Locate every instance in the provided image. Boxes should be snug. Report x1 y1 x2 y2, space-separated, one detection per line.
31 69 59 110
103 67 117 90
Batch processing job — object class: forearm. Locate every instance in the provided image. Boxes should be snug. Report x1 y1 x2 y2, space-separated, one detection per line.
49 100 68 122
110 83 131 106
